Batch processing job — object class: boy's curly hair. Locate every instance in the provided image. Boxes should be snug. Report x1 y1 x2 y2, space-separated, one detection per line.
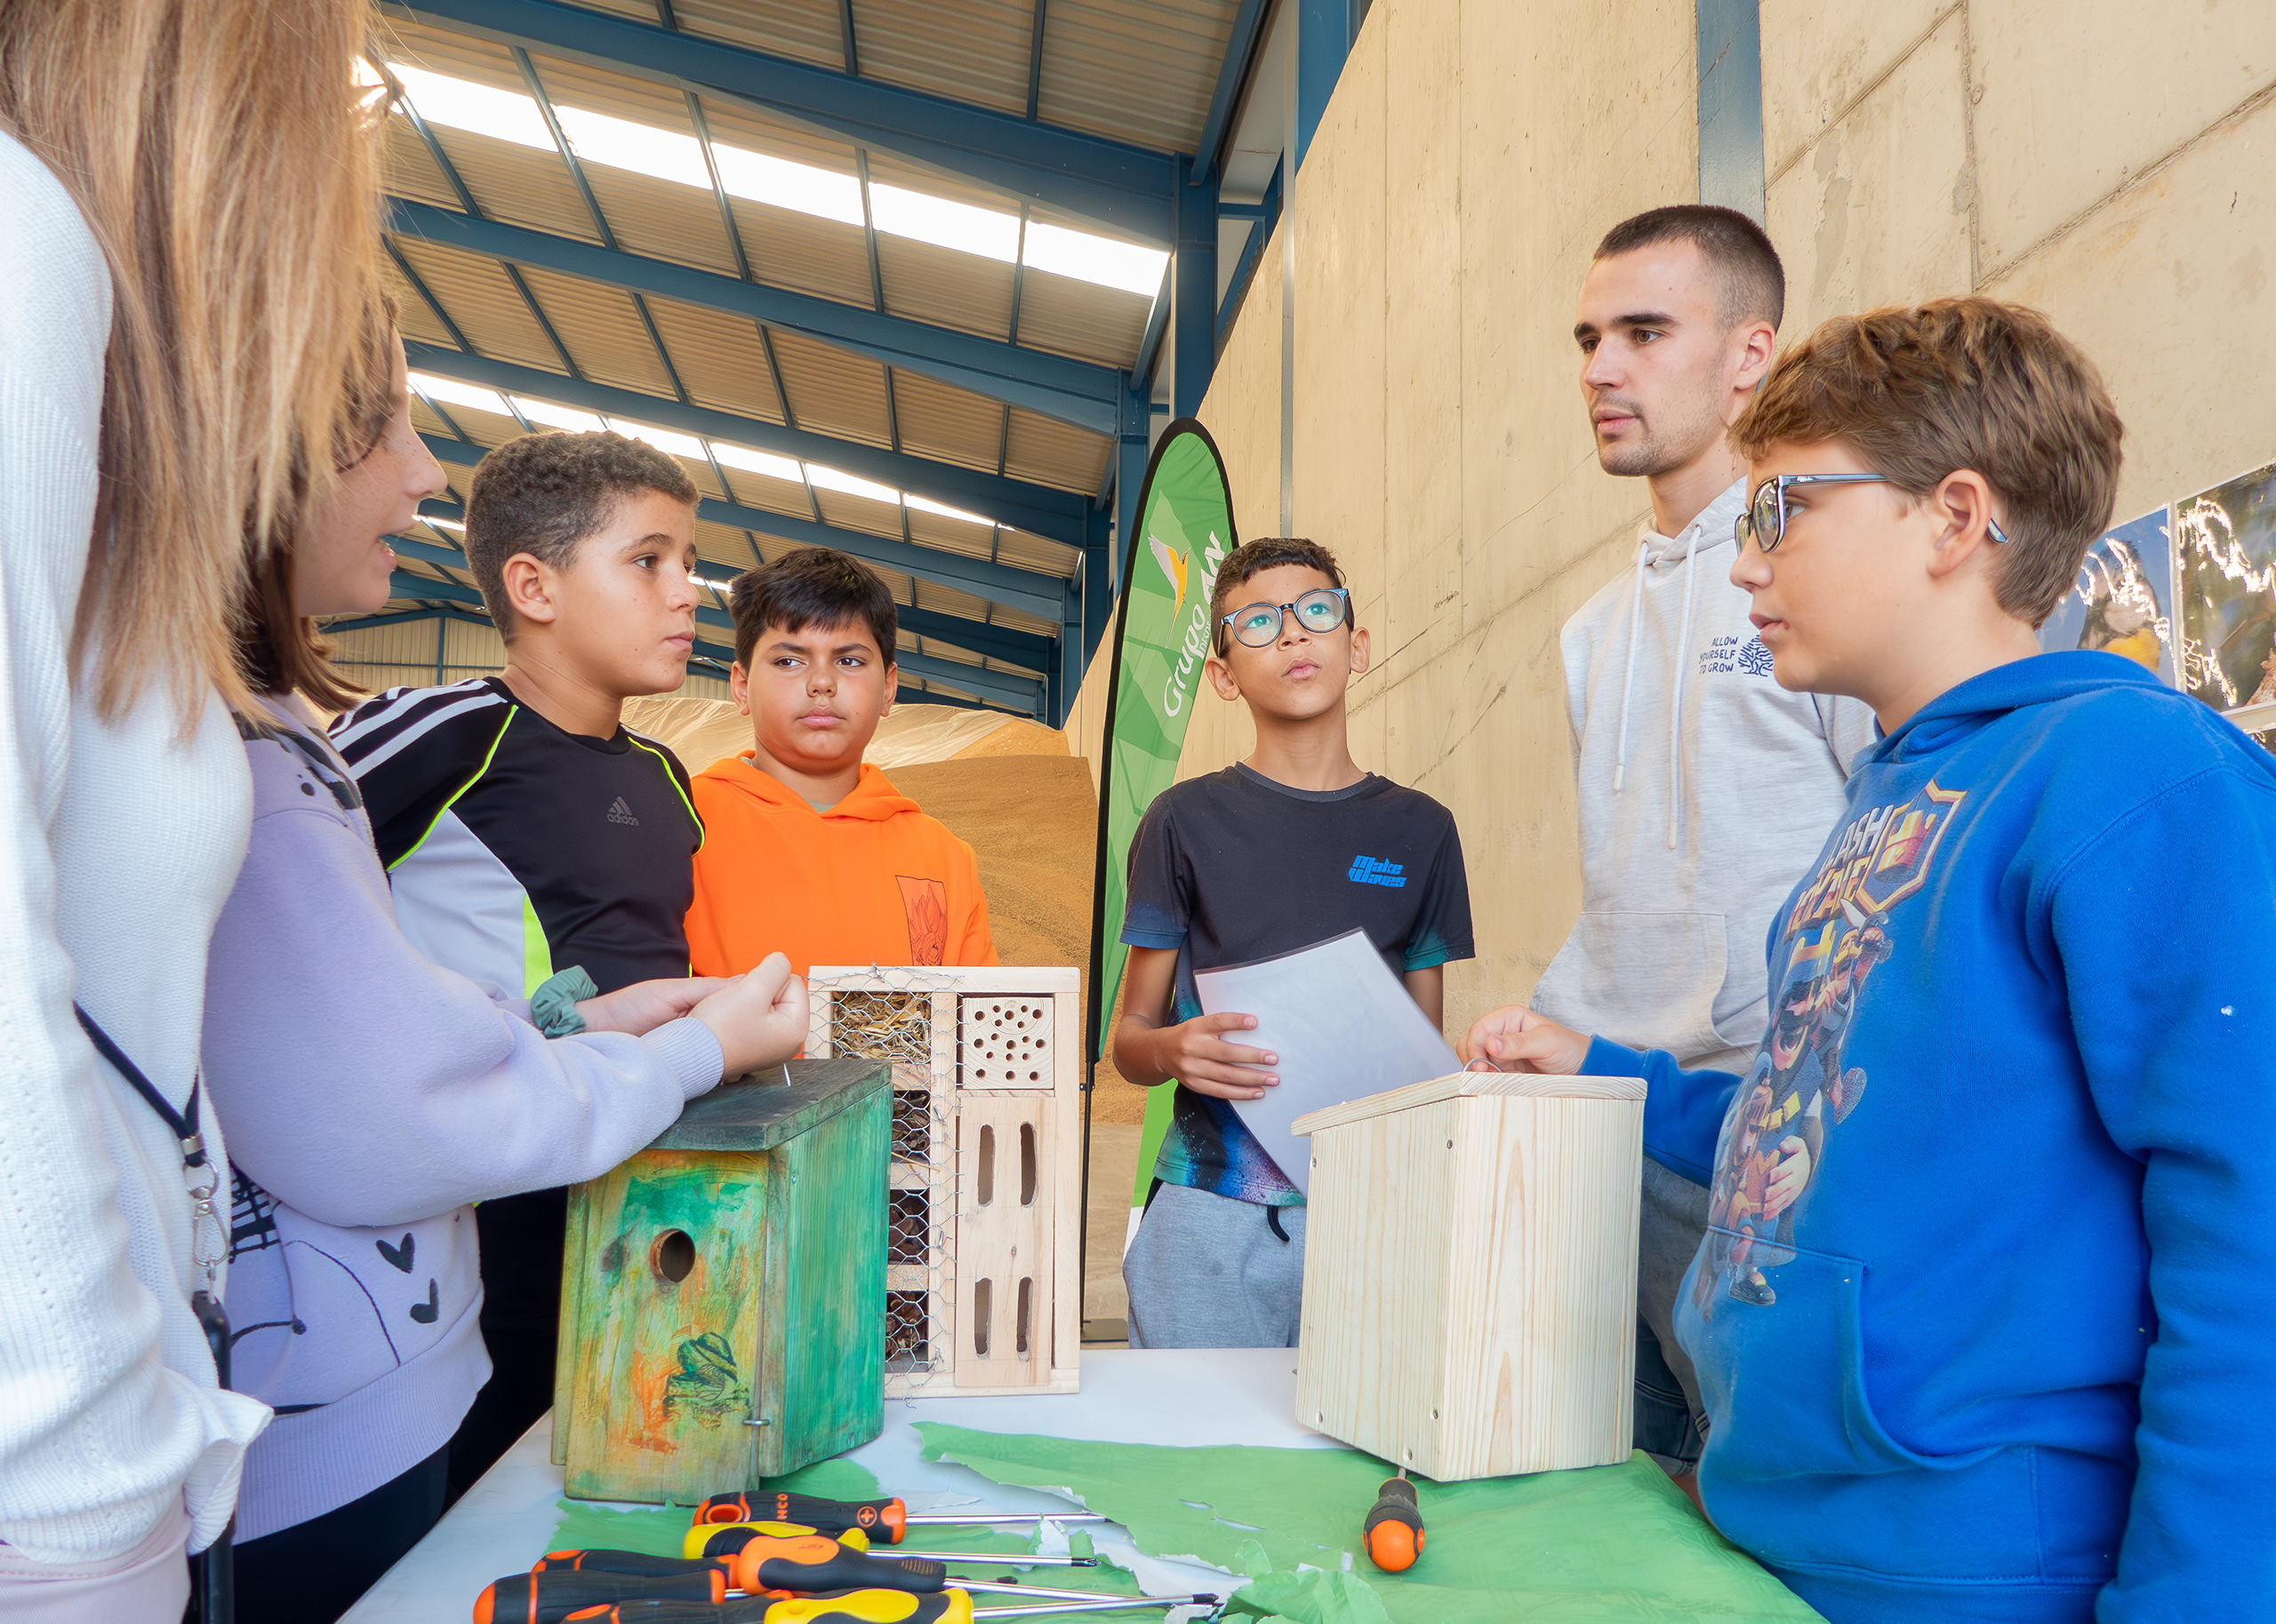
1731 298 2123 628
465 431 698 636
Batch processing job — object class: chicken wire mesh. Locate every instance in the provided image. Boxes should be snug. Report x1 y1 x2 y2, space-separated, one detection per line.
808 968 964 1388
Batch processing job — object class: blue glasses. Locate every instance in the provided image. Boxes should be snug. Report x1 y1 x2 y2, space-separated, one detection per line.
1737 474 2011 554
1216 587 1351 652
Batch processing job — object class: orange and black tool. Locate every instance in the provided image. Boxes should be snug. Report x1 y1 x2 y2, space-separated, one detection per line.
535 1551 736 1580
475 1564 725 1623
692 1525 1093 1570
1360 1476 1424 1572
693 1493 1106 1547
685 1524 872 1561
564 1586 1217 1621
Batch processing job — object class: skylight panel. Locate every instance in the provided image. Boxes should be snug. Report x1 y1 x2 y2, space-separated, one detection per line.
420 515 468 533
1022 221 1168 298
870 183 1020 263
409 372 512 416
693 572 741 591
553 106 712 192
711 146 866 227
606 420 709 460
709 444 808 484
510 397 606 433
905 494 996 527
385 61 554 152
805 464 903 504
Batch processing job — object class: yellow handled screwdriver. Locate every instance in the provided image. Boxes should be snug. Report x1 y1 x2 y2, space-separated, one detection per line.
688 1525 1097 1570
564 1588 1218 1622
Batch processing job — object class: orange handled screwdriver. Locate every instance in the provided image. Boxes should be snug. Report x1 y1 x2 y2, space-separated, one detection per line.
693 1526 1095 1569
693 1494 1107 1546
684 1524 873 1561
1360 1476 1424 1572
565 1588 1219 1621
475 1565 725 1623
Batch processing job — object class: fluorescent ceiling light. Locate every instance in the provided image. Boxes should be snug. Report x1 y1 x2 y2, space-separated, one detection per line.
554 105 711 191
905 493 995 527
386 61 554 152
607 419 708 460
870 183 1019 263
381 60 1167 294
421 515 468 532
805 464 902 504
1022 221 1167 297
710 443 807 483
693 572 740 591
409 372 511 415
711 146 865 226
511 397 606 433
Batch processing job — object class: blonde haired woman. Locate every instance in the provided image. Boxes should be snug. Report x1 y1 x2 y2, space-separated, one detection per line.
0 1 389 1615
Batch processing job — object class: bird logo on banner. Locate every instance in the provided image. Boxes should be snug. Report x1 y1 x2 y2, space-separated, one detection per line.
1150 535 1190 621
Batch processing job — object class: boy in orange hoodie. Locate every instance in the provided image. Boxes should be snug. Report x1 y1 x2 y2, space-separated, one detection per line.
687 547 997 975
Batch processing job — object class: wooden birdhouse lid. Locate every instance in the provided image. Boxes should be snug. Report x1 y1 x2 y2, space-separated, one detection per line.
1290 1069 1647 1136
647 1056 892 1152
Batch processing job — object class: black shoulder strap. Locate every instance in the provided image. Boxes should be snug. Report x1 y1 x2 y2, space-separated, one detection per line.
74 1004 204 1165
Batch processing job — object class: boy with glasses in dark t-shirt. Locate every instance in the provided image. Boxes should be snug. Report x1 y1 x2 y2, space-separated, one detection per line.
1114 538 1473 1348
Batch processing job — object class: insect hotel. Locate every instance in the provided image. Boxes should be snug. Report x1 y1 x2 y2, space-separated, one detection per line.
805 964 1082 1397
552 1057 891 1502
1292 1070 1646 1480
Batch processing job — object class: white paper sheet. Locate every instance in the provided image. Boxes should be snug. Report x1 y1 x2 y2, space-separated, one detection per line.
1192 927 1460 1195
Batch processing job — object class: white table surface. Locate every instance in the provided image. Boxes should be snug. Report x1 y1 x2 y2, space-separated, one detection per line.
341 1348 1336 1623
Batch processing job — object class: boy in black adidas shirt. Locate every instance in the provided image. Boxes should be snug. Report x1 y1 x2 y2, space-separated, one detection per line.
333 431 708 1492
1114 538 1472 1348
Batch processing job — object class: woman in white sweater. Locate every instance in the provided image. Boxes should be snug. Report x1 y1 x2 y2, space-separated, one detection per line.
0 3 394 1616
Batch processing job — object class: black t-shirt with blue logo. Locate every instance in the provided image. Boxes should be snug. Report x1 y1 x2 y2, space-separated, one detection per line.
1120 762 1474 1204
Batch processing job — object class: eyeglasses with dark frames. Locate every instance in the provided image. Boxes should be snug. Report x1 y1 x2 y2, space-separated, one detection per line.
1216 587 1352 652
1736 473 2012 554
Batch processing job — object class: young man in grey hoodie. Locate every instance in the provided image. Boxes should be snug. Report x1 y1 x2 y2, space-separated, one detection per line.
1539 205 1876 1477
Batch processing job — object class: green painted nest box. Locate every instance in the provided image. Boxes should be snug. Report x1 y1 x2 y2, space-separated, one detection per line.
550 1057 891 1502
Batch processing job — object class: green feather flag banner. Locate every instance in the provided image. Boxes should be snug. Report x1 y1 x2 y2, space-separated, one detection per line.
1082 421 1240 1206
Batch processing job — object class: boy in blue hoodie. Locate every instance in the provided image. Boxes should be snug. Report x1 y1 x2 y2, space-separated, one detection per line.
1463 297 2276 1620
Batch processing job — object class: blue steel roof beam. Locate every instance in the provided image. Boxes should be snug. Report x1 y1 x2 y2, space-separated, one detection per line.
380 0 1177 243
414 429 1070 620
1131 256 1175 392
897 684 1012 715
372 58 481 213
1191 0 1272 177
894 649 1041 712
1024 0 1047 121
386 237 474 354
404 340 1089 542
401 517 1054 668
683 91 755 283
389 198 1121 434
836 0 860 76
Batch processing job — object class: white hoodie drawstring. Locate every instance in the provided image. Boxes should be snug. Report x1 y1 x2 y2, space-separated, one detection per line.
1610 540 1649 794
1666 527 1701 848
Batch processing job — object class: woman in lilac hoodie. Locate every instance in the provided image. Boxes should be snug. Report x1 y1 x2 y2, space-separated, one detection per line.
199 321 811 1624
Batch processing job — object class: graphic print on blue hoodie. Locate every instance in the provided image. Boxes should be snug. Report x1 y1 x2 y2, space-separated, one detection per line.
1585 652 2276 1621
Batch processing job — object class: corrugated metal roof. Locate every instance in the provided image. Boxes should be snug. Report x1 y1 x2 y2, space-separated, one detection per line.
673 0 848 72
1013 266 1150 366
515 267 679 395
1037 0 1237 154
876 236 1016 341
1004 406 1110 494
767 330 895 448
391 239 569 373
641 297 787 423
423 128 602 243
888 371 1006 473
850 0 1033 118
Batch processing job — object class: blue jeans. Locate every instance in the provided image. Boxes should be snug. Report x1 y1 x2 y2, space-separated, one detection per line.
1637 1156 1708 1471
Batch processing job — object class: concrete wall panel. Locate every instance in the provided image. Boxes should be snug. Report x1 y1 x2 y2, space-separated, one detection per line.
1761 0 1959 179
1970 0 2276 274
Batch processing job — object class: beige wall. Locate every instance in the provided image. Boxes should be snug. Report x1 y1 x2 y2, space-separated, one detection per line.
1069 0 2276 1045
1765 0 2276 524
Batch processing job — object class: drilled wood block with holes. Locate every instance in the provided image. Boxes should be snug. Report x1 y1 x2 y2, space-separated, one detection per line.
1293 1072 1646 1481
805 966 1081 1397
550 1058 889 1502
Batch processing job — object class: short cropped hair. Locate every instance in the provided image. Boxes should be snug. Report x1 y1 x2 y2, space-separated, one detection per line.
1731 298 2124 628
1596 204 1785 332
465 431 698 636
1209 537 1348 655
727 546 899 669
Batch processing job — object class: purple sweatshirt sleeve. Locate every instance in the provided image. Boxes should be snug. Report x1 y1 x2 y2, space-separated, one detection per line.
1583 1035 1738 1185
202 757 723 1233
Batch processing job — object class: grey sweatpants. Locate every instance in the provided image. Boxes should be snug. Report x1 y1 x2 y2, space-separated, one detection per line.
1122 1182 1307 1348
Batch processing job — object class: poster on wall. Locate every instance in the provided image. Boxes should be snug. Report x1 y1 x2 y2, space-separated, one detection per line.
2174 460 2276 723
2040 509 2177 684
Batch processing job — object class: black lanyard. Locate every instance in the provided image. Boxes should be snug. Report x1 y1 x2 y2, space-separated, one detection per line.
72 1005 232 1377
